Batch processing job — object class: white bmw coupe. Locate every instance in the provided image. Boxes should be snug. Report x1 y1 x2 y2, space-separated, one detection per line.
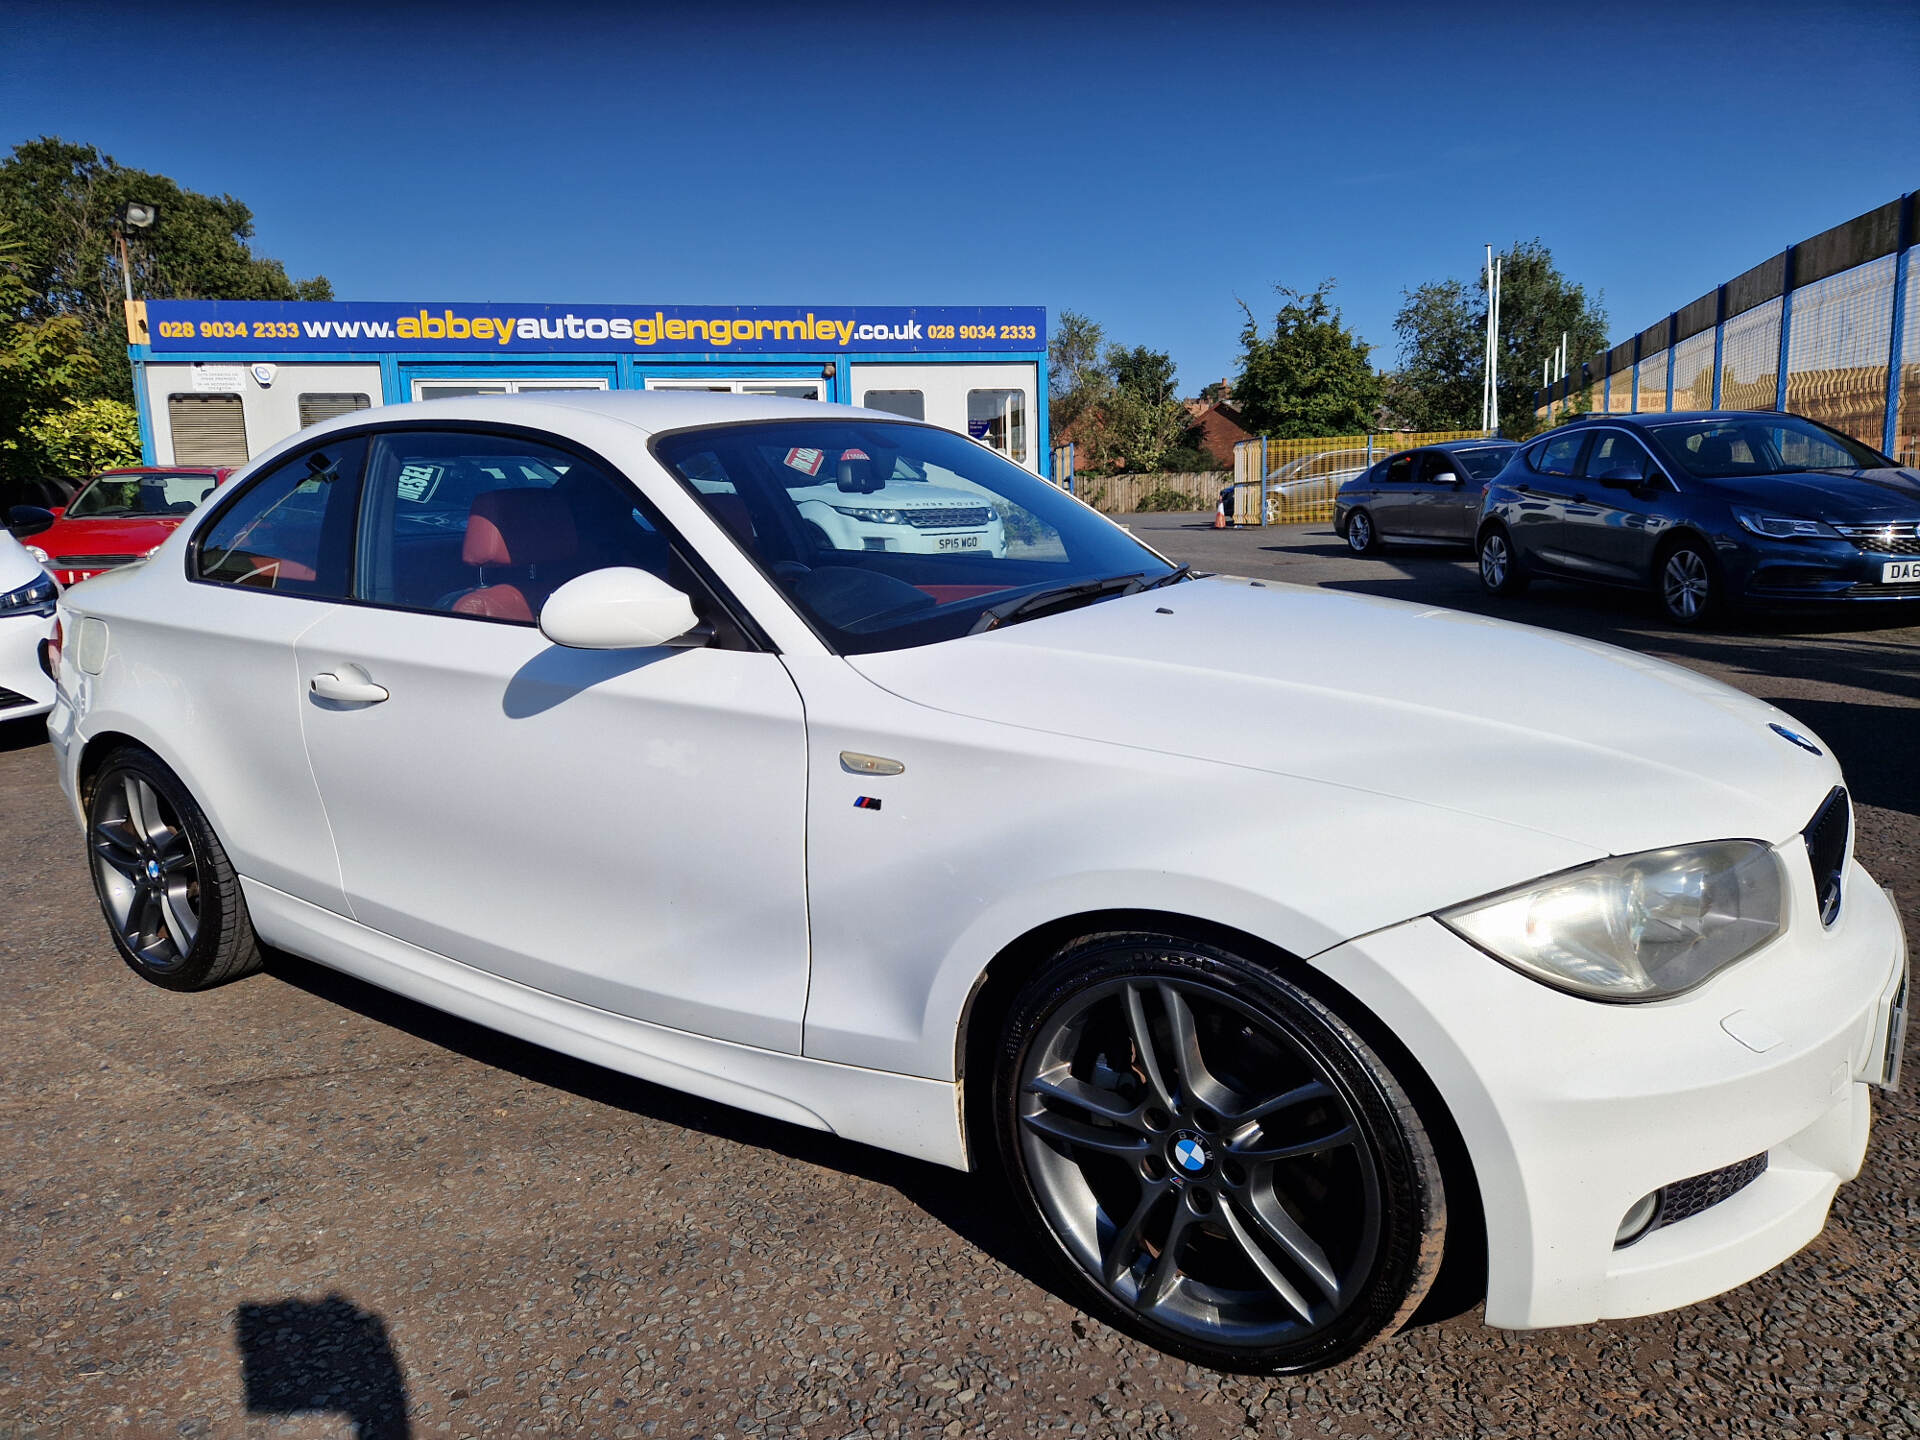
45 393 1907 1373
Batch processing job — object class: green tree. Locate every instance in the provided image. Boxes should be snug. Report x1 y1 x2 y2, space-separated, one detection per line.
1384 278 1484 431
1386 240 1607 438
1047 309 1110 446
1233 281 1381 438
1050 318 1194 472
0 216 105 484
0 136 332 402
19 396 141 476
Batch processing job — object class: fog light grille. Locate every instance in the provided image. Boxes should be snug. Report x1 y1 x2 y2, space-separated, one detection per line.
1661 1153 1769 1229
0 685 30 710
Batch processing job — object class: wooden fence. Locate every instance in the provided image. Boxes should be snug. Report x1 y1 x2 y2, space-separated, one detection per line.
1076 472 1228 514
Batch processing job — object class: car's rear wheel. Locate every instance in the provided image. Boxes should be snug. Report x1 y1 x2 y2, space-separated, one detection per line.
1657 538 1718 626
1345 510 1381 555
86 747 263 991
994 932 1445 1373
1477 526 1529 596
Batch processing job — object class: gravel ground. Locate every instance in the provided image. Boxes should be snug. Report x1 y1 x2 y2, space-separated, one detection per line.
2 520 1915 1439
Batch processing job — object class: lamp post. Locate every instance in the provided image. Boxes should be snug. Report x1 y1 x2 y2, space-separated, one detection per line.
116 201 157 303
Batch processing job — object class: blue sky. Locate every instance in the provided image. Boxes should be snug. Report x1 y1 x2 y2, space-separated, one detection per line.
3 1 1915 392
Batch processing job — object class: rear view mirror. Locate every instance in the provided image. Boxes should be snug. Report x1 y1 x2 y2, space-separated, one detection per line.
7 505 56 537
1433 471 1460 487
539 567 707 650
1594 465 1644 488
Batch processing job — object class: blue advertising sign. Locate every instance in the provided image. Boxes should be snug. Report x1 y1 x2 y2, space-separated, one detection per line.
142 300 1045 355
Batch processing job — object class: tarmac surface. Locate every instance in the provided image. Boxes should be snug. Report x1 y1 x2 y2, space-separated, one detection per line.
2 518 1915 1439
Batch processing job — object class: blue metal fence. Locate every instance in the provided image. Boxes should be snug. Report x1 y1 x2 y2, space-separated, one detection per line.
1537 191 1919 465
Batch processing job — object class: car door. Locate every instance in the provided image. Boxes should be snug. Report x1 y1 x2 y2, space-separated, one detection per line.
1369 451 1421 536
174 435 367 912
1562 428 1675 582
1506 431 1590 573
293 425 813 1053
1406 450 1469 539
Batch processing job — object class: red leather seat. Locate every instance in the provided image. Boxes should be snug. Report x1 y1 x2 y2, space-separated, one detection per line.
452 490 579 621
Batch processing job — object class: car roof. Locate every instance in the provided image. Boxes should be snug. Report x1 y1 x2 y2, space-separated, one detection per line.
1549 409 1786 430
93 466 226 477
302 390 898 443
1434 438 1515 450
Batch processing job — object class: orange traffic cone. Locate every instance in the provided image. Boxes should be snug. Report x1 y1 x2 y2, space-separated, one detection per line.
1213 501 1227 530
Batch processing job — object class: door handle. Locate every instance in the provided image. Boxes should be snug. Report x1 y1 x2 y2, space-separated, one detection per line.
310 669 390 705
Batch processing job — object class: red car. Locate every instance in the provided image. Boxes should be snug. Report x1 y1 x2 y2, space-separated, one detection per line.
16 467 236 587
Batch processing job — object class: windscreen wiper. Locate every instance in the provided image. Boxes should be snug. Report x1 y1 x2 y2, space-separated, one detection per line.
969 572 1151 634
1143 563 1197 590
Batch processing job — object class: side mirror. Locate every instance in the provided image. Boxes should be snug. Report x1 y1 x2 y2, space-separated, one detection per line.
1433 471 1460 487
7 505 56 537
538 567 707 650
1594 465 1644 489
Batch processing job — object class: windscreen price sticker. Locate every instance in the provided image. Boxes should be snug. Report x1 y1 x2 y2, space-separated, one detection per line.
784 447 824 477
1885 560 1919 583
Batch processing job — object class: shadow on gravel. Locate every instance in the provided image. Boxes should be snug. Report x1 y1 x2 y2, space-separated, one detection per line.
0 715 49 753
235 1292 410 1438
260 951 1068 1310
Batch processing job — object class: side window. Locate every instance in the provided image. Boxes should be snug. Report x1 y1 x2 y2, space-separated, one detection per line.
1417 451 1457 483
967 389 1028 463
1382 453 1415 485
195 438 364 595
863 390 925 420
1537 433 1586 477
1582 431 1658 483
356 430 675 623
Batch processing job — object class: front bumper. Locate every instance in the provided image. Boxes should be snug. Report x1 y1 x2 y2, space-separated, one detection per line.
1311 858 1907 1329
0 609 57 720
1719 533 1920 605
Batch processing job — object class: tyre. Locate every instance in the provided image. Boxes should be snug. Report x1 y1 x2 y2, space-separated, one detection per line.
1656 538 1718 626
1344 509 1381 555
86 746 263 992
994 932 1445 1373
1477 526 1529 596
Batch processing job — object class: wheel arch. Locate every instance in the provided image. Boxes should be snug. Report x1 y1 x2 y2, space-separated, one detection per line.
953 906 1488 1311
1648 523 1721 581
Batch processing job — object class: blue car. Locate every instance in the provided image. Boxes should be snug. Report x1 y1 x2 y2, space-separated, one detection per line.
1475 411 1920 625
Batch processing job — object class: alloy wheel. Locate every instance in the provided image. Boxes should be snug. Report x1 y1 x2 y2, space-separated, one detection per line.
1662 548 1711 620
1480 533 1509 588
1016 976 1382 1348
91 774 200 972
1348 514 1372 553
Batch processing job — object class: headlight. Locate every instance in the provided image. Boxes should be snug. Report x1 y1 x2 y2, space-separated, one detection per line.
832 505 907 524
1438 841 1785 1001
1732 508 1838 540
0 571 58 617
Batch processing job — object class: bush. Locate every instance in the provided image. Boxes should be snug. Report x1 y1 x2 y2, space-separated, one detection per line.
1153 445 1219 473
15 396 141 477
1135 487 1197 512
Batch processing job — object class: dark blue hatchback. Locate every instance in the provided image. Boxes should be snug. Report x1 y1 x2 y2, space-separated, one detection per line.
1475 411 1920 625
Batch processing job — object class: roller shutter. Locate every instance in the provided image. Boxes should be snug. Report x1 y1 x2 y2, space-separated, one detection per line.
168 394 249 465
298 392 372 428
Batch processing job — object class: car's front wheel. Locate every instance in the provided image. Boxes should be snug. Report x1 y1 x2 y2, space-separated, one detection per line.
86 746 263 991
994 932 1445 1373
1657 538 1719 626
1344 509 1381 555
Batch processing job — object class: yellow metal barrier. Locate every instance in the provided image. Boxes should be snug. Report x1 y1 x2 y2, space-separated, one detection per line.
1230 430 1491 525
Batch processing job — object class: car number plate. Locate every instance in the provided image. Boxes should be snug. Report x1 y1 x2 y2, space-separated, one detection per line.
938 535 982 550
1884 560 1920 583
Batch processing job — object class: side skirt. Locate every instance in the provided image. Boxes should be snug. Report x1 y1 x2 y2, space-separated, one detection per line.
240 878 969 1170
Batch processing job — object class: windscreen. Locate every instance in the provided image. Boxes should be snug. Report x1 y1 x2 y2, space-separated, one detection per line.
1648 417 1889 479
1454 447 1514 480
67 472 219 517
653 420 1173 653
